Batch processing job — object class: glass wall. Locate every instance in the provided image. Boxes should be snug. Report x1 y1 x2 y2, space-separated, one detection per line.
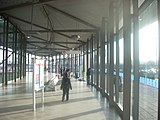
118 29 124 107
0 15 26 84
98 47 101 87
93 50 96 84
138 0 158 119
105 44 108 92
0 16 4 83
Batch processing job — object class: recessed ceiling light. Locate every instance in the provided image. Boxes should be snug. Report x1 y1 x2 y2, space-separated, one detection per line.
27 36 31 39
71 35 80 40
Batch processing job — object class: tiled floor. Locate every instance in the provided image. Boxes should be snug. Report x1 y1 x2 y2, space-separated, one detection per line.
0 73 121 120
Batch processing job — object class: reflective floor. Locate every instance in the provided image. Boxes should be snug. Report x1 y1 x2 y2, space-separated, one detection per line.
0 72 121 120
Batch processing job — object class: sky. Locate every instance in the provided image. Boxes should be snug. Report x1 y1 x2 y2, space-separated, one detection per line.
139 21 158 63
118 21 158 64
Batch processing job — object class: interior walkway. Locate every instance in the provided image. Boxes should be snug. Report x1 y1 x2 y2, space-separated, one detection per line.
0 73 121 120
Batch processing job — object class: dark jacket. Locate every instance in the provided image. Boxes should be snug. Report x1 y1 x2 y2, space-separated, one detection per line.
60 72 72 90
87 68 91 76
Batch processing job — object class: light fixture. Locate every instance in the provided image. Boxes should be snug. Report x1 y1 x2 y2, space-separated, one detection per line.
27 36 31 39
138 16 142 21
71 35 80 41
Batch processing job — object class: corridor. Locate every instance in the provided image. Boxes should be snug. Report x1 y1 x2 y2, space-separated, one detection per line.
0 73 121 120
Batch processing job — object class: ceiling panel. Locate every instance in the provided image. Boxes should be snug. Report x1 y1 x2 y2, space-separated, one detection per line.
0 0 110 56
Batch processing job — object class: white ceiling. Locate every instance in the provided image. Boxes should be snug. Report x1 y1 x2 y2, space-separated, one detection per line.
0 0 110 56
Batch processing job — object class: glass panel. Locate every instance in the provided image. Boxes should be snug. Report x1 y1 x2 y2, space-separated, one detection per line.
93 35 98 85
0 16 4 83
7 48 13 81
79 54 83 80
138 0 145 8
119 29 124 108
71 55 75 74
75 54 79 78
107 43 110 94
98 48 101 87
113 40 116 101
105 44 108 93
8 23 14 81
139 1 158 119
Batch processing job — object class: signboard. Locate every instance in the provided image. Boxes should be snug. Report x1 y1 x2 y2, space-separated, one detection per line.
34 59 44 91
32 58 44 111
62 50 81 54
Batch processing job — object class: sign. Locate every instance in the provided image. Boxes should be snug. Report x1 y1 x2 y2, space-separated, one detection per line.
64 50 81 54
34 59 44 91
32 58 44 111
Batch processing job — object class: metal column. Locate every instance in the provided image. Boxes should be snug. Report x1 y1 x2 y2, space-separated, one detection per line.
108 1 114 106
96 32 100 88
19 33 23 79
55 55 57 73
123 0 131 119
158 0 160 119
71 54 73 72
22 35 26 77
75 54 77 76
90 35 94 85
4 19 9 85
115 0 120 103
63 54 65 69
83 45 85 73
106 21 110 94
52 56 54 73
28 53 29 72
93 32 98 86
100 18 106 95
23 44 26 77
12 31 15 80
14 27 17 82
78 51 81 78
48 56 50 72
2 19 6 84
17 33 20 79
59 54 61 73
86 39 89 85
132 0 139 120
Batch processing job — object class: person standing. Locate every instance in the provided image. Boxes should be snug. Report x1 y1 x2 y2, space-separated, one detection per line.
60 69 72 101
86 68 91 85
60 67 63 77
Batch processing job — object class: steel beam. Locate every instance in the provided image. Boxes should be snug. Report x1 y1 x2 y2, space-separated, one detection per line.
23 29 98 33
3 14 84 41
30 35 72 49
46 4 99 29
3 13 49 30
139 0 154 15
27 41 81 44
0 0 57 13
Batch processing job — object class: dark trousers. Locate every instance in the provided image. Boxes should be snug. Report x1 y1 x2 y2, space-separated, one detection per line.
62 86 69 101
87 75 90 85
